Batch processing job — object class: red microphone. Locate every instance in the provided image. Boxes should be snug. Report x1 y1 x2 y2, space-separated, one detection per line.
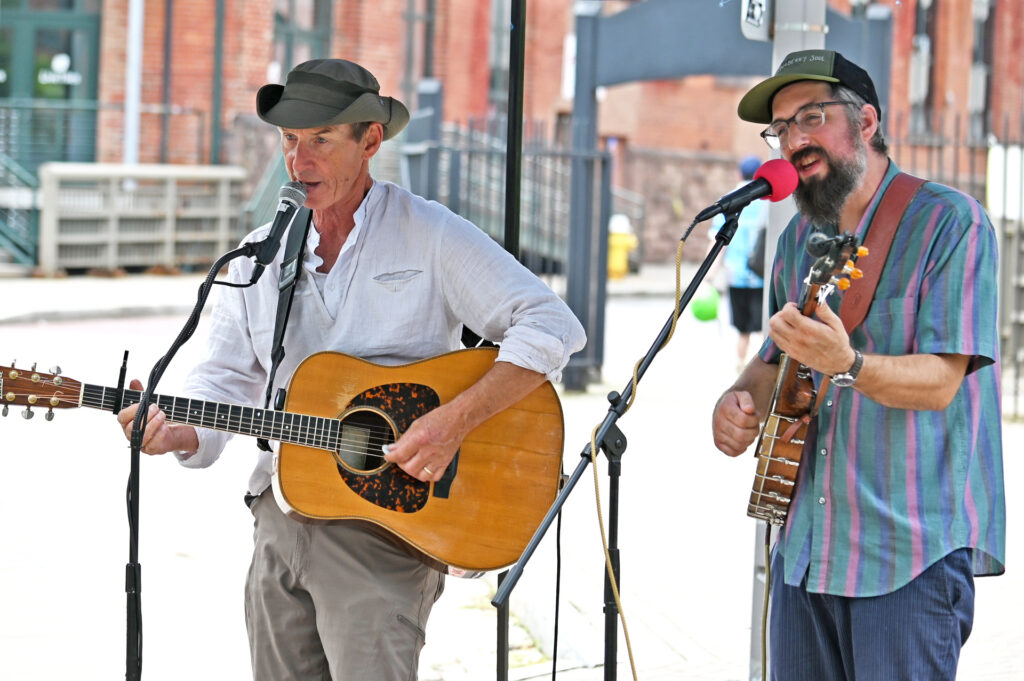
694 159 798 222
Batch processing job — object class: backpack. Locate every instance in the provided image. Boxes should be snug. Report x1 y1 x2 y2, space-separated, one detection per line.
747 226 767 279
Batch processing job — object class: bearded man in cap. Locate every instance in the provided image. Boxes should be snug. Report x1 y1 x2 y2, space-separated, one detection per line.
710 50 1004 679
116 59 585 680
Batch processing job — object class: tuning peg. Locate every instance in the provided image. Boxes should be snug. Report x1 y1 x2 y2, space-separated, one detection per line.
45 408 55 422
2 404 7 417
857 246 869 258
842 261 864 279
836 278 851 291
22 406 33 419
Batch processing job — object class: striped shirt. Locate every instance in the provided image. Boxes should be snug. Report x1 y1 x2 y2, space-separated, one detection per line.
759 161 1005 597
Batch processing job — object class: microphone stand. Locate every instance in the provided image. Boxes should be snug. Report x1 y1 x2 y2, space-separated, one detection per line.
492 209 743 681
124 240 265 681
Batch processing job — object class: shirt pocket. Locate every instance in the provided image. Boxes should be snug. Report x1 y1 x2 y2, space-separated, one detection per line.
859 296 916 354
372 269 423 292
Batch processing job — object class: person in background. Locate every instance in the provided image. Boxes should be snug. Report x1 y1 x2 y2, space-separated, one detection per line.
713 154 768 369
115 58 586 681
710 49 1004 680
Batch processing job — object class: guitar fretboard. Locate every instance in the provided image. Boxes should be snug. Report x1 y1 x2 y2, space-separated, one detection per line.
82 384 341 451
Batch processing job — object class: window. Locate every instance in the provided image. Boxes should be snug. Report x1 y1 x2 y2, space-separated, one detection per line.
489 0 512 108
0 27 10 98
272 0 331 77
22 0 100 10
909 0 937 136
968 0 994 139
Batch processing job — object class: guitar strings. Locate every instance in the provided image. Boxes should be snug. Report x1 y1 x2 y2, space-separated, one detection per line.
33 385 414 470
79 386 406 464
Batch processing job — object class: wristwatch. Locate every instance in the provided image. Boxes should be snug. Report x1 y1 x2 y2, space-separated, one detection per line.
830 349 864 387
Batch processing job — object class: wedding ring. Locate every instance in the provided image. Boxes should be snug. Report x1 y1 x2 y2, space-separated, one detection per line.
422 465 433 475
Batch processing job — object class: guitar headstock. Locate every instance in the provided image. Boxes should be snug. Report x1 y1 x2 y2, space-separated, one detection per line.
1 362 82 420
805 232 868 291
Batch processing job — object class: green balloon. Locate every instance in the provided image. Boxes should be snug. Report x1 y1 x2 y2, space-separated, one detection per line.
691 285 719 321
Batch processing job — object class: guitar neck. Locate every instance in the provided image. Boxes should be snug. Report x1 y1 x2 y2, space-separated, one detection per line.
81 383 340 451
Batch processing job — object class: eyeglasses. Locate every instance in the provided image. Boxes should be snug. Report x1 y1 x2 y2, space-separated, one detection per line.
760 101 858 149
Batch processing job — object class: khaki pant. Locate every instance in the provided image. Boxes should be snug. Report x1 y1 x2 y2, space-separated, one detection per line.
245 489 445 681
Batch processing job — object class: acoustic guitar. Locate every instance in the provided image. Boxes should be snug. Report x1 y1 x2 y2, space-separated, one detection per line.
0 347 564 575
748 233 865 525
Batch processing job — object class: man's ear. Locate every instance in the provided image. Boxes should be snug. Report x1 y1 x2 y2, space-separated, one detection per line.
363 122 384 159
859 103 879 142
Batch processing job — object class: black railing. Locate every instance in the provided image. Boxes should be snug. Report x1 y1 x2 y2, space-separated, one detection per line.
0 99 207 175
0 152 39 266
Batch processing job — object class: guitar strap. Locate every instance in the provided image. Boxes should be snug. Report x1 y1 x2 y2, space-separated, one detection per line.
257 207 313 453
812 171 926 413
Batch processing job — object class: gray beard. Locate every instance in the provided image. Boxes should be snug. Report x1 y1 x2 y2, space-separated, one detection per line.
792 143 867 228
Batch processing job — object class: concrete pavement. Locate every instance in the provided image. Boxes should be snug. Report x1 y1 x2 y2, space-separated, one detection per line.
1 266 1020 680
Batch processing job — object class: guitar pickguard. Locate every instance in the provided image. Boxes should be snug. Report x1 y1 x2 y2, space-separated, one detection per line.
336 382 439 513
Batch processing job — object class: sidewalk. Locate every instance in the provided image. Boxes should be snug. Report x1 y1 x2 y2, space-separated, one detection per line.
0 263 686 325
1 267 1020 681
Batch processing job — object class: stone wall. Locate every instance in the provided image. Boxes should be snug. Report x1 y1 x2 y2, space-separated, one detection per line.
622 149 754 263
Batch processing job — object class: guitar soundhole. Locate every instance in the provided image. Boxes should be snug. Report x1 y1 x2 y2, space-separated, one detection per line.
334 407 396 473
334 381 437 513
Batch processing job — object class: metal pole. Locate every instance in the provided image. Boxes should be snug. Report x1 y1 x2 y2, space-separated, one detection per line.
564 1 601 391
504 0 526 258
210 0 225 164
751 5 828 679
160 0 174 163
497 3 527 679
765 0 829 263
123 0 145 165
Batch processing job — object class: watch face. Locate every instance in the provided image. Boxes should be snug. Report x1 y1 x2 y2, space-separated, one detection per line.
831 374 854 387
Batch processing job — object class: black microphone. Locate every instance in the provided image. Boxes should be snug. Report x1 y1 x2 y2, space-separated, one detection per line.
249 181 307 285
694 159 799 223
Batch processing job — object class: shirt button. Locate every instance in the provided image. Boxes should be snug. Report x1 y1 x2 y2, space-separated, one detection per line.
820 448 827 456
818 497 826 505
826 400 833 407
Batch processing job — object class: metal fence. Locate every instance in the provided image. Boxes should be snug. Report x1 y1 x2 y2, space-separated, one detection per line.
889 111 1024 418
0 99 207 174
400 112 615 384
403 114 612 278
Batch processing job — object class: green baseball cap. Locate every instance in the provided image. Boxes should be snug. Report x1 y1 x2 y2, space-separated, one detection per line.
737 49 881 125
257 59 410 140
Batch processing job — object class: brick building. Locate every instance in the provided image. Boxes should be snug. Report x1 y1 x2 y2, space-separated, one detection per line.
1 0 1022 261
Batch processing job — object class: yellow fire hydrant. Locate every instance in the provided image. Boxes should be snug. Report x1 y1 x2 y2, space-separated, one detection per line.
607 215 638 280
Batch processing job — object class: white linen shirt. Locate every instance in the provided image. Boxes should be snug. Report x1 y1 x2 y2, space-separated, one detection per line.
176 180 586 495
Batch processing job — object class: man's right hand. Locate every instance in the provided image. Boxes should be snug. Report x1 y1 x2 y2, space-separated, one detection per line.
711 390 761 457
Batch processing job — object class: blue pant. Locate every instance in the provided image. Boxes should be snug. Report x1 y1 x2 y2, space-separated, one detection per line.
769 548 975 681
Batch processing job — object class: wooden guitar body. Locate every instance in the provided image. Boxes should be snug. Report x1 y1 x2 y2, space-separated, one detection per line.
747 355 815 524
746 233 865 526
272 349 564 573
